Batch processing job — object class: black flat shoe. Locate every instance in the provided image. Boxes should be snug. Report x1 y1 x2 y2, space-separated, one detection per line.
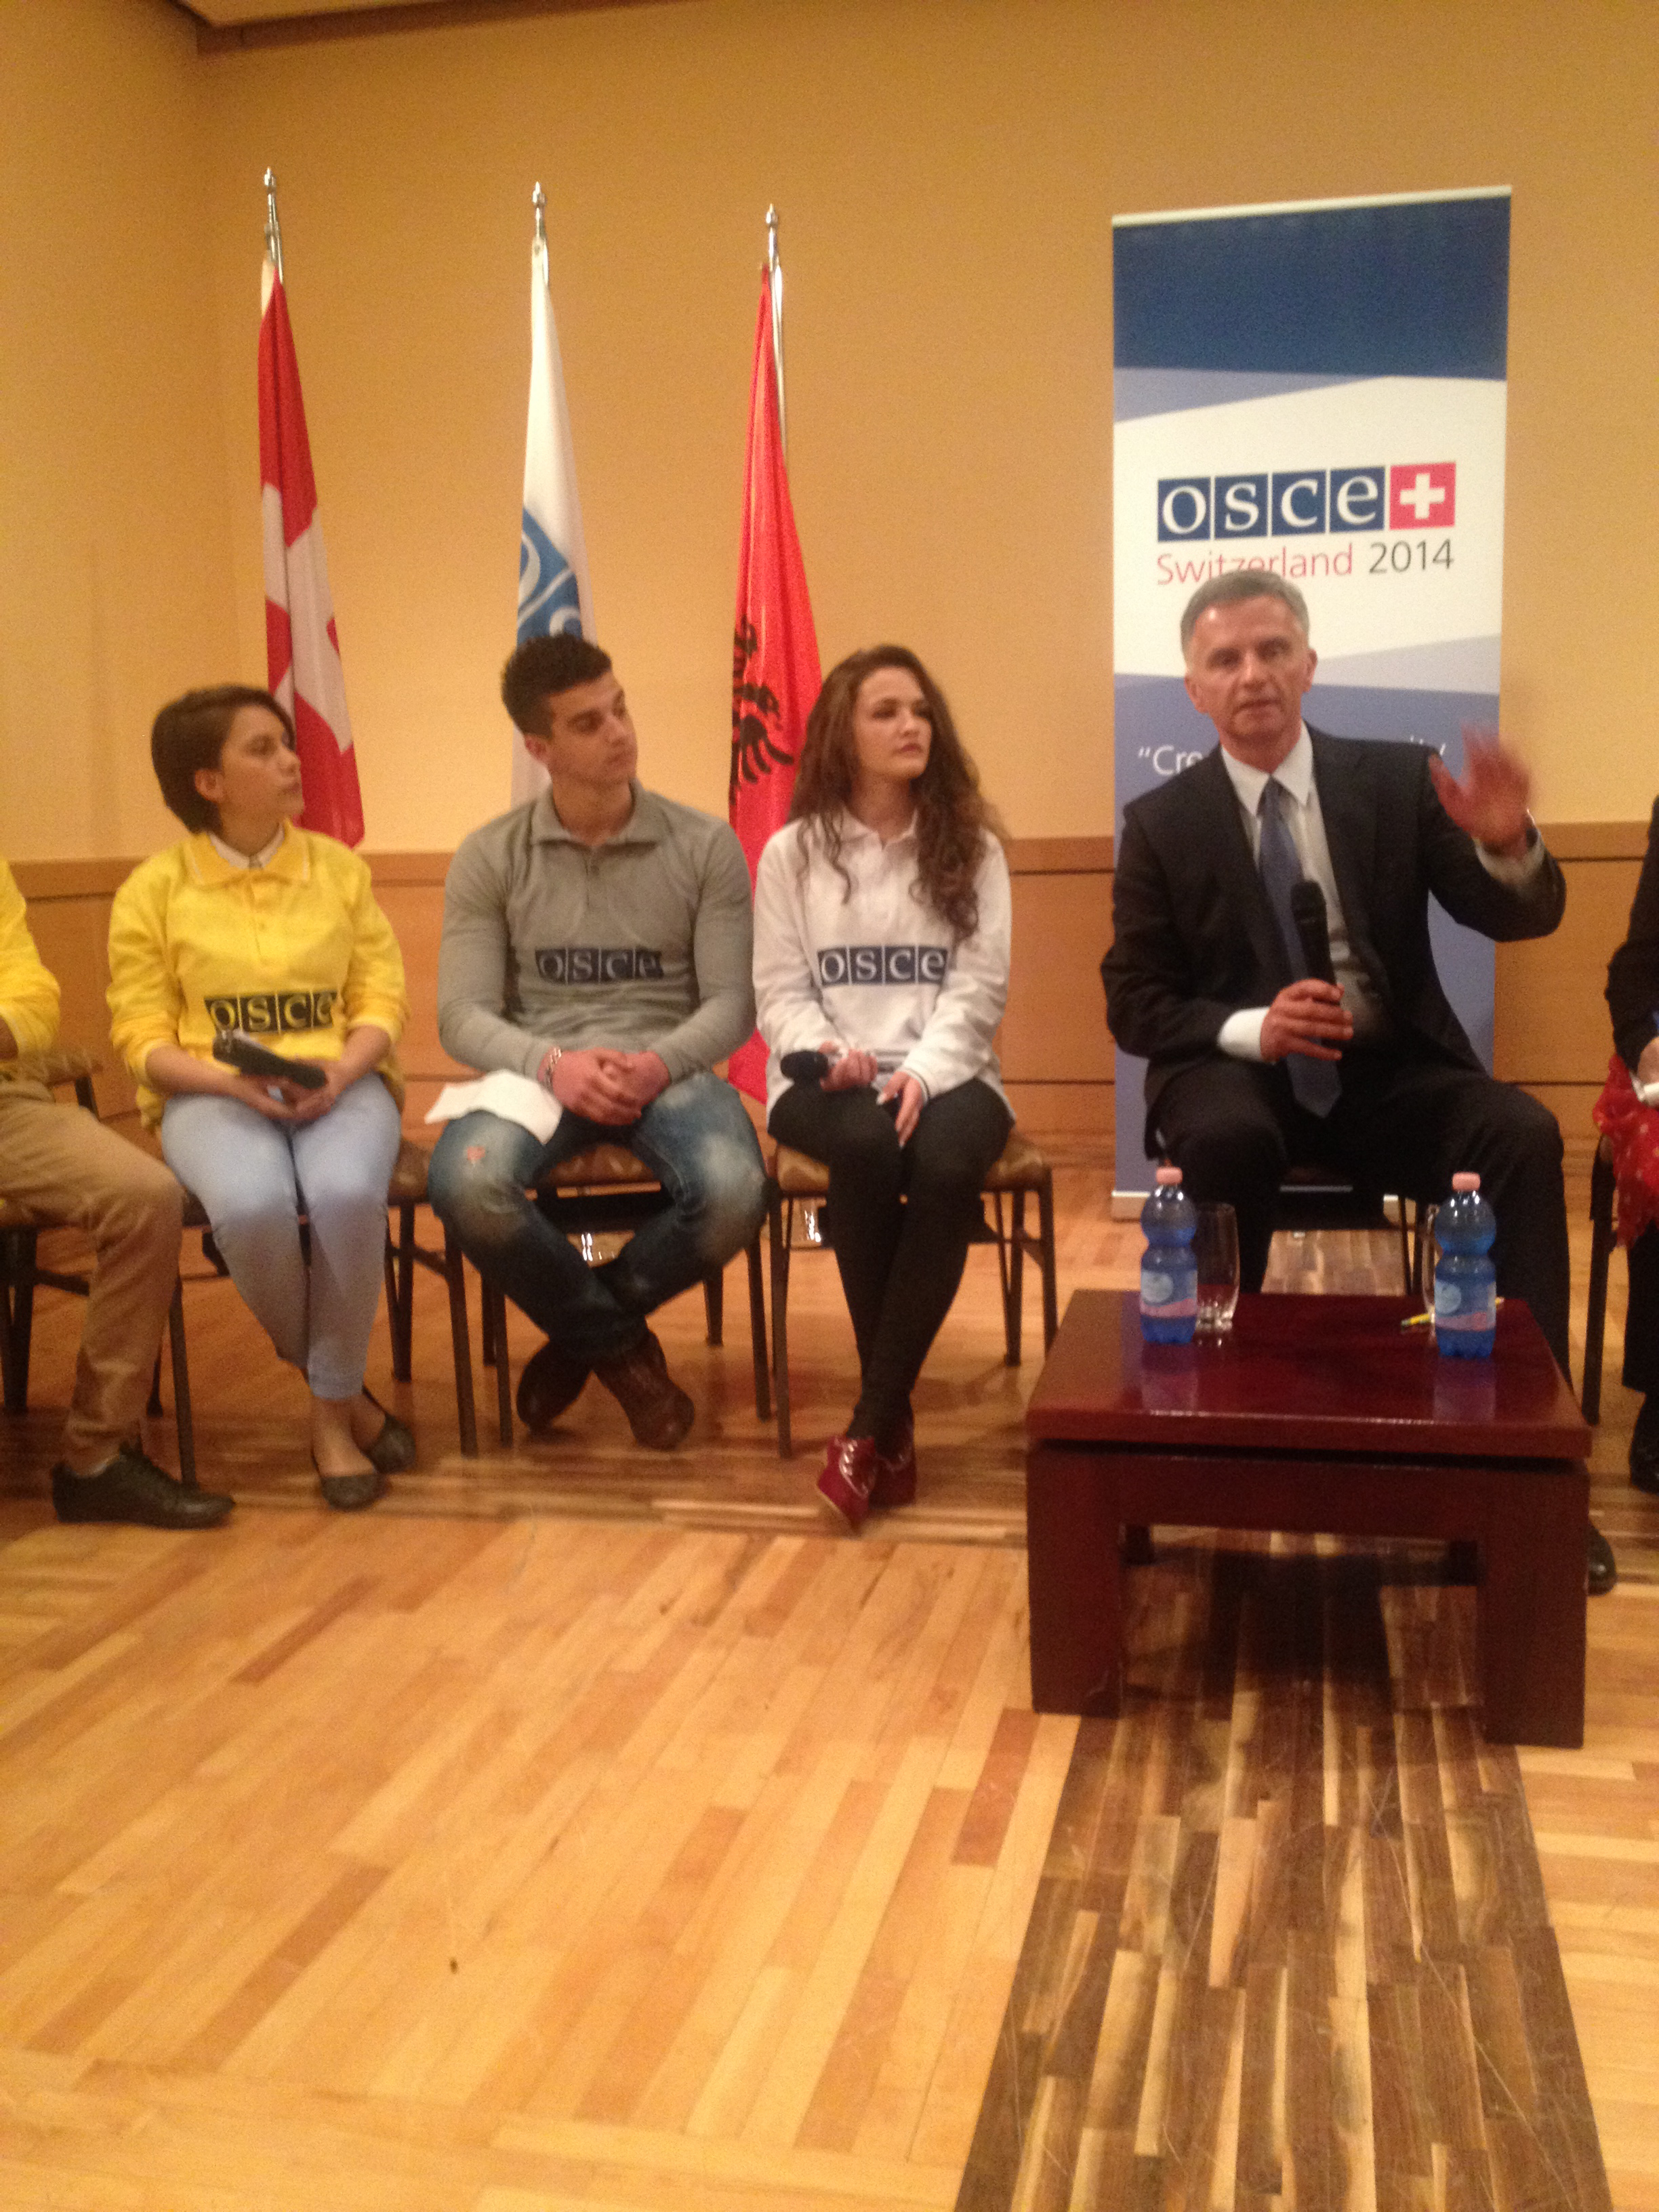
52 1444 232 1530
1588 1523 1618 1597
312 1453 387 1513
361 1389 415 1475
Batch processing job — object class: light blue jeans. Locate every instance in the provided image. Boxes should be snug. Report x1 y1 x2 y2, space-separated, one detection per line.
428 1069 767 1364
161 1075 402 1401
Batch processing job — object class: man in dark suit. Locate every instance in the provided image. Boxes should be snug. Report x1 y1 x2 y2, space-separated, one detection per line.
1103 572 1614 1593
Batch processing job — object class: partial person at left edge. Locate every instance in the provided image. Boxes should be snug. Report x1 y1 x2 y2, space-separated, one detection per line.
106 687 414 1511
0 856 232 1528
428 634 768 1450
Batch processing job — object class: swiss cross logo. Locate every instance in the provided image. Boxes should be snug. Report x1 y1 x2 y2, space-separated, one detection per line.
1389 462 1456 529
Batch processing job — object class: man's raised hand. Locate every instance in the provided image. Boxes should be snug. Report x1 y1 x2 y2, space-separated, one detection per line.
1427 728 1532 860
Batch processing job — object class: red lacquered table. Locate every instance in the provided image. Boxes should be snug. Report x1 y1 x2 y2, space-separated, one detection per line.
1024 1289 1591 1746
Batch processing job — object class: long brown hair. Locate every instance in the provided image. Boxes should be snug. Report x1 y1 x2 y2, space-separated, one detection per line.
789 646 1002 940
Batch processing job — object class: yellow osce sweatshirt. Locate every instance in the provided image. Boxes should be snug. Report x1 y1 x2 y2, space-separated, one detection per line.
108 825 408 1129
0 857 62 1067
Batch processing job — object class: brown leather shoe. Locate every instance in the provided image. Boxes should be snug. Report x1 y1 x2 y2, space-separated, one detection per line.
515 1340 591 1433
592 1328 695 1450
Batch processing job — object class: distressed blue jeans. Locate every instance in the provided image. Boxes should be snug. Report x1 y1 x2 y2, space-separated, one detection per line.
428 1071 767 1364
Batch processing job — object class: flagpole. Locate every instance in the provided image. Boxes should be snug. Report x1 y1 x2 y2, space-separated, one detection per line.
532 180 549 289
766 204 787 463
263 168 284 281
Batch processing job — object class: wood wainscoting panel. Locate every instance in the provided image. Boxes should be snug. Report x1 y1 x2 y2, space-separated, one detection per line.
1495 857 1642 1088
9 832 1649 1158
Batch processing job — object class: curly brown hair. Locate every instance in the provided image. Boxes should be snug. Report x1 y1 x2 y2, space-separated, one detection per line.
789 646 1003 941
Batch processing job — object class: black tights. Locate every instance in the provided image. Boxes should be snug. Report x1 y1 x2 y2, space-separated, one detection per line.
768 1078 1013 1445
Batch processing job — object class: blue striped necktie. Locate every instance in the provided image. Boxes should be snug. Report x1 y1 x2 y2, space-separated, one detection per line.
1258 779 1340 1117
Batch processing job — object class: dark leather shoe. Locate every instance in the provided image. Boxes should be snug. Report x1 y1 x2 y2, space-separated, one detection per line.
361 1390 416 1475
52 1445 232 1530
869 1417 916 1511
315 1459 388 1513
1588 1523 1618 1597
592 1328 694 1450
516 1340 591 1434
1630 1395 1659 1493
818 1434 878 1532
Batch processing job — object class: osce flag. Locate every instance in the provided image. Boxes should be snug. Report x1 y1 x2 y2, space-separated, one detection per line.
259 256 363 846
512 216 595 806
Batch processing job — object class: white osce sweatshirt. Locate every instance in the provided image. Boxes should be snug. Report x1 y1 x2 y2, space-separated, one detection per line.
752 813 1011 1117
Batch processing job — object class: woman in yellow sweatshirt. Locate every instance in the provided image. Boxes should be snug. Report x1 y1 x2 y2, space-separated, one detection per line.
108 687 413 1508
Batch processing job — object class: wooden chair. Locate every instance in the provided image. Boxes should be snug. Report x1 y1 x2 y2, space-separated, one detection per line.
0 1048 193 1470
764 1130 1059 1456
449 1144 771 1454
1581 1132 1617 1423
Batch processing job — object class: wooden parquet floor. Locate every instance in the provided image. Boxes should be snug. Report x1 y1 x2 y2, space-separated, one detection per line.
1 1160 1656 2209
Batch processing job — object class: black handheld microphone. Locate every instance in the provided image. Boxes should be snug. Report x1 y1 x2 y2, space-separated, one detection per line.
779 1049 833 1084
1288 880 1337 986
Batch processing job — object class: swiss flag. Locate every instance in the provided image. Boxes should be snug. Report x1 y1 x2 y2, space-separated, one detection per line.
726 267 820 1102
1389 462 1457 531
259 258 364 846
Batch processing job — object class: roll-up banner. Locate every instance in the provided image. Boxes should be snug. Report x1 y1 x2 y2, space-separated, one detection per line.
1111 188 1511 1201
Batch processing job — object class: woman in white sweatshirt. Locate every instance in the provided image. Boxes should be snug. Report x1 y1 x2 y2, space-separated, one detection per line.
753 645 1012 1529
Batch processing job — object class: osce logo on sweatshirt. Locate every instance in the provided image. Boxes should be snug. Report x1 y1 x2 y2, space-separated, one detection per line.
206 990 337 1035
535 946 666 985
817 945 950 988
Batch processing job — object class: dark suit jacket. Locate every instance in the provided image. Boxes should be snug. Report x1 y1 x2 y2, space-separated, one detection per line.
1607 796 1659 1076
1101 728 1568 1145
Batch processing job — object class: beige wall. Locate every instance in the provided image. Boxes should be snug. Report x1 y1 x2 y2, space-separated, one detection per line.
2 0 1654 866
0 0 239 865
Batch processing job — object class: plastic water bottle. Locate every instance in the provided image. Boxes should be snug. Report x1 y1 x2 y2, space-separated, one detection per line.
1433 1171 1498 1359
1141 1166 1198 1343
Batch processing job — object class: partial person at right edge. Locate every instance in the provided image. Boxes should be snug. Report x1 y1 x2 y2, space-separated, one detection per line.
754 645 1013 1531
1598 792 1659 1496
429 634 768 1450
1103 572 1614 1594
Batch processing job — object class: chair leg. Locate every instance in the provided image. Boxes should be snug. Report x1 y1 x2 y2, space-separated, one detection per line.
443 1227 479 1458
147 1351 163 1418
1003 1191 1026 1366
483 1279 513 1447
388 1203 415 1383
769 1188 794 1458
0 1227 34 1414
167 1277 197 1489
703 1267 724 1347
1038 1170 1059 1350
1582 1145 1616 1425
746 1231 771 1420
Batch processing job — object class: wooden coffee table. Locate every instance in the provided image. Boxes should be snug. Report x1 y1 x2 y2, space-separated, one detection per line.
1025 1289 1591 1746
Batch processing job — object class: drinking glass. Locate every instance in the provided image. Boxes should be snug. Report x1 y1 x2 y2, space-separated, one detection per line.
1194 1203 1240 1333
1418 1203 1440 1313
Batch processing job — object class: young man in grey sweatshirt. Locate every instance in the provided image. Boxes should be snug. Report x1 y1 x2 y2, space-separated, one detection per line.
428 634 767 1449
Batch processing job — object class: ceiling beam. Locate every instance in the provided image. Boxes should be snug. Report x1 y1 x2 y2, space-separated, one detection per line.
193 0 701 57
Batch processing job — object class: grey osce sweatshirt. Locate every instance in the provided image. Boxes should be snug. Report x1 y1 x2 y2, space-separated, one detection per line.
437 784 756 1085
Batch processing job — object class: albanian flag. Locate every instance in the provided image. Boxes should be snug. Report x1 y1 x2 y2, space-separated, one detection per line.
728 264 820 1100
